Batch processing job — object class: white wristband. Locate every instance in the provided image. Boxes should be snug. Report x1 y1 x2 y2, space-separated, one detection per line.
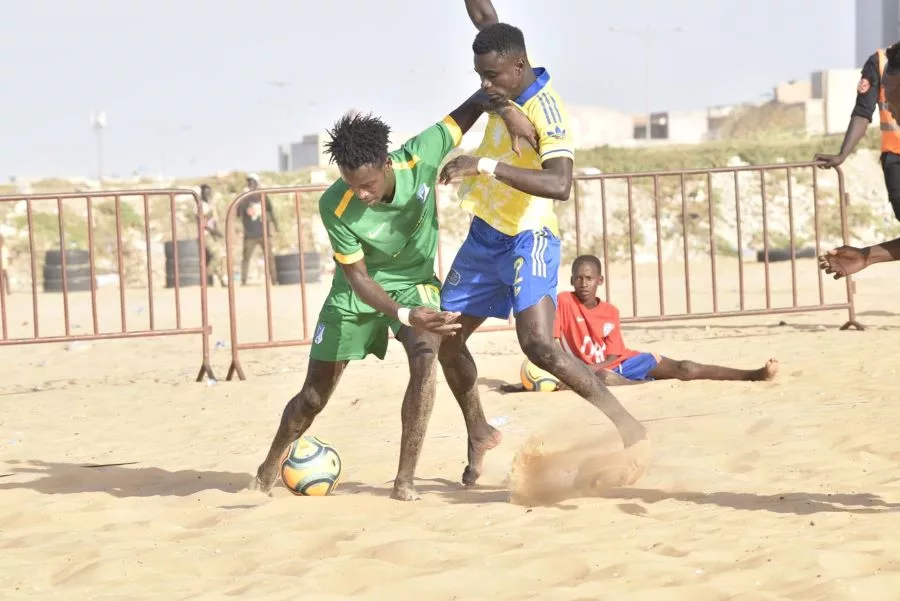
477 157 498 176
396 307 412 327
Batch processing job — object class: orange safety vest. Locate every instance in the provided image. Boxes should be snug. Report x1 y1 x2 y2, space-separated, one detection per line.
877 49 900 153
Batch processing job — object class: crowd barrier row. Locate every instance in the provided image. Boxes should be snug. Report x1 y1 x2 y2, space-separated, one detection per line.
0 163 862 382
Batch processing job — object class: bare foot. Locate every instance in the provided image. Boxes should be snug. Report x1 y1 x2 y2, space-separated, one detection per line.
247 463 278 494
462 427 504 486
390 481 421 501
246 475 275 496
753 358 779 381
620 420 648 449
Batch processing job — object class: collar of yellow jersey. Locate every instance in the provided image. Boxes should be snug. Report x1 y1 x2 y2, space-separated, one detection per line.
514 68 550 106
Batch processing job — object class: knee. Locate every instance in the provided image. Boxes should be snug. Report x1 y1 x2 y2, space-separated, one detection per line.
522 340 560 373
409 339 440 375
674 360 701 380
287 389 328 419
438 334 466 364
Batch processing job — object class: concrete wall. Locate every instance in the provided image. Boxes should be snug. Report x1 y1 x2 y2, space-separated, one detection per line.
566 105 634 147
287 135 327 170
775 80 812 104
664 110 710 144
855 0 900 66
805 99 826 136
813 69 863 135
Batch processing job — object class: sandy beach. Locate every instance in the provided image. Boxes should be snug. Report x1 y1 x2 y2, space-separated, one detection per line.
3 255 900 600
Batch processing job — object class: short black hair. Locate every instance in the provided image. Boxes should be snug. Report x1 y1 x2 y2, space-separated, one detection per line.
888 42 900 71
572 254 602 275
200 184 211 192
324 112 391 170
472 22 527 57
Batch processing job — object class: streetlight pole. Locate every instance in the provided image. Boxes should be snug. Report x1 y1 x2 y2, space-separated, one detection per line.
90 111 106 184
608 26 683 141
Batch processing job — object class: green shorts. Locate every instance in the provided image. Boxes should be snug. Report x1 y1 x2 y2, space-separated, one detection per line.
310 277 442 362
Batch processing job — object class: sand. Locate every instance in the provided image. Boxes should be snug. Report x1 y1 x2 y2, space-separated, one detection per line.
3 255 900 600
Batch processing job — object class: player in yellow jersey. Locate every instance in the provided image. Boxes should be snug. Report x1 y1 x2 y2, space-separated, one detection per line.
434 0 648 487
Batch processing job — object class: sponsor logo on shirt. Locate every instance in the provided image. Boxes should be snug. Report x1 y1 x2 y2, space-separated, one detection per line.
416 183 430 204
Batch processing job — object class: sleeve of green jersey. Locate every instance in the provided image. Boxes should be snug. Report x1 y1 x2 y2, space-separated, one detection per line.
403 116 464 165
319 190 364 265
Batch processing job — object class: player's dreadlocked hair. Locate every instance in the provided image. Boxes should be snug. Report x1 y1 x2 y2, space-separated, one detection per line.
472 22 527 57
323 112 391 170
572 254 603 275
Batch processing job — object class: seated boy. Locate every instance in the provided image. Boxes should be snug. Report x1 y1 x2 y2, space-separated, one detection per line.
509 254 779 390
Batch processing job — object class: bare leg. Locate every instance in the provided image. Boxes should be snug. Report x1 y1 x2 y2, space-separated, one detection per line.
248 359 347 493
390 326 444 501
517 297 647 447
438 314 503 486
649 357 779 382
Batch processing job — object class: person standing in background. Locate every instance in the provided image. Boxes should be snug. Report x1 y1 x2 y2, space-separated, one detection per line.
0 233 9 295
238 173 279 286
198 184 227 287
815 42 900 221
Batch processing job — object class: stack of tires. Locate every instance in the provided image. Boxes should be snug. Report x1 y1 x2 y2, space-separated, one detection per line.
275 252 322 285
755 247 816 263
165 239 210 288
43 249 92 293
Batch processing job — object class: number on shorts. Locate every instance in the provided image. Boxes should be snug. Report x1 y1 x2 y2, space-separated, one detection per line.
416 283 441 308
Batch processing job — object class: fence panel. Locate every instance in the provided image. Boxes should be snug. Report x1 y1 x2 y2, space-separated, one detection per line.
0 189 215 381
222 163 861 380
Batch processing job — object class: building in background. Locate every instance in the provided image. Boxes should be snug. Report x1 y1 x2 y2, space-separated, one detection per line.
856 0 900 66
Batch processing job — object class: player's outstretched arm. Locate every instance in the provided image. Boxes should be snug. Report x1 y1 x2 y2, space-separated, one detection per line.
465 0 499 30
448 90 498 136
819 236 900 279
440 154 573 201
339 259 462 336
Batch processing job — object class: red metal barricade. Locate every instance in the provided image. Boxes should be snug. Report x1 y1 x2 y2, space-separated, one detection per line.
570 162 861 331
0 189 215 381
223 162 860 380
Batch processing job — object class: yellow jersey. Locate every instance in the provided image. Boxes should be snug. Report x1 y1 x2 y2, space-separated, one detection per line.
458 67 574 236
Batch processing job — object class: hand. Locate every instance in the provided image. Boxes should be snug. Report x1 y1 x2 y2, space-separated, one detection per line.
496 105 538 156
818 246 869 279
814 153 846 169
409 306 462 336
439 155 480 184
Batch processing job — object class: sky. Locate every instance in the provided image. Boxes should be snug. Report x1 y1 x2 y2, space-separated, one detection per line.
0 0 855 181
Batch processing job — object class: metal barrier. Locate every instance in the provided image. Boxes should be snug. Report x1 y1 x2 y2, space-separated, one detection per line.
0 189 215 381
223 162 861 380
571 161 862 331
224 185 328 380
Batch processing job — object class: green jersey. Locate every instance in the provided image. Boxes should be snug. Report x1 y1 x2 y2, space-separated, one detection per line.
319 116 462 305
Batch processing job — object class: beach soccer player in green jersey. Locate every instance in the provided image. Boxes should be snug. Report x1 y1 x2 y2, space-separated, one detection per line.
249 94 537 501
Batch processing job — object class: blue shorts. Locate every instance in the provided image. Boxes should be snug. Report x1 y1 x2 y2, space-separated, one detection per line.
613 353 660 381
441 216 560 319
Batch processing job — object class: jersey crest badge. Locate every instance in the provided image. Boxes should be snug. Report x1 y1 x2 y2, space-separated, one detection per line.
602 322 615 337
416 183 430 204
314 323 325 344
